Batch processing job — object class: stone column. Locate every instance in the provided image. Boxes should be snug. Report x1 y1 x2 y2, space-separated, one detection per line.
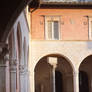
19 64 29 92
48 57 57 92
0 43 9 92
0 54 9 92
19 65 25 92
73 70 79 92
10 58 17 92
4 54 10 92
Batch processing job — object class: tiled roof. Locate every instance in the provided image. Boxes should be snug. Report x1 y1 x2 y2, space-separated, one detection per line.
41 0 92 2
29 0 92 8
40 0 92 5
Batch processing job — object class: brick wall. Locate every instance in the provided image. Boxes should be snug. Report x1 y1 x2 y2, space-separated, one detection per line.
31 9 92 40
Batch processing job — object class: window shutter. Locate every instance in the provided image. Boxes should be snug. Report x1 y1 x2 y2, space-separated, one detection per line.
54 21 59 40
91 21 92 39
48 21 52 39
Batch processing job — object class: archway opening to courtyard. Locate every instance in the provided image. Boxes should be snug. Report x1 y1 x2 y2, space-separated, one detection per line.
35 54 74 92
55 70 63 92
79 55 92 92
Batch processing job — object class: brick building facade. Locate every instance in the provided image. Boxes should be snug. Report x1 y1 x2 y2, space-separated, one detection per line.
29 1 92 92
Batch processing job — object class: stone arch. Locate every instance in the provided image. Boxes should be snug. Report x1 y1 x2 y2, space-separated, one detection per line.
16 22 23 92
78 54 92 68
79 55 92 92
23 37 27 66
2 1 30 42
27 45 29 67
34 53 74 92
8 28 15 59
17 22 22 61
34 53 75 73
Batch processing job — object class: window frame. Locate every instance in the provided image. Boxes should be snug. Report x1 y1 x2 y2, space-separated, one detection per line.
45 16 61 40
89 17 92 40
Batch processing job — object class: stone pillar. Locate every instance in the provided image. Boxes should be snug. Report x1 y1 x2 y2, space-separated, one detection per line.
4 54 10 92
19 65 29 92
48 57 57 92
19 65 25 92
10 58 17 92
0 55 7 92
0 43 9 92
73 71 79 92
52 65 56 92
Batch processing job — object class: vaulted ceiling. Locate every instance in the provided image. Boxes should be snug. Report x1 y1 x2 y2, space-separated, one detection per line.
0 0 32 42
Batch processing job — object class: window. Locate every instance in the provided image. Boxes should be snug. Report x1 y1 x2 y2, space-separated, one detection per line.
45 16 60 40
89 17 92 40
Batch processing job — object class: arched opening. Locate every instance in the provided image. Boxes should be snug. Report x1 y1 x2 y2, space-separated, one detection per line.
17 22 22 61
79 71 89 92
9 29 14 59
79 55 92 92
16 22 22 92
23 37 27 66
35 54 74 92
55 71 63 92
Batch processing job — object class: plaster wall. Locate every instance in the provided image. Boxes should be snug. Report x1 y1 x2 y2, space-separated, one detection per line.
30 40 92 92
30 40 92 71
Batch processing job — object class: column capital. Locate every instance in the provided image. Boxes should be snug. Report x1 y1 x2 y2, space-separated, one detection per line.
10 58 17 72
19 65 25 74
4 54 9 61
47 57 58 68
0 53 9 66
10 58 18 66
0 43 8 59
0 43 8 48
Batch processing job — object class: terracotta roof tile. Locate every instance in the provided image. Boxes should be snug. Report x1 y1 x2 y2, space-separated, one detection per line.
42 0 92 2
